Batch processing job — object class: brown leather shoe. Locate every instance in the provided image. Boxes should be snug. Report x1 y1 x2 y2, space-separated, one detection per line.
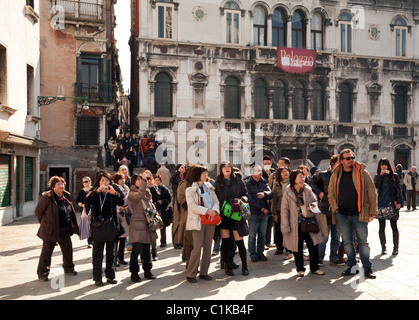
199 275 212 281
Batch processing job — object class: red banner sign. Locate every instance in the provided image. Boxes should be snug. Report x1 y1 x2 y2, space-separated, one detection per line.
277 47 316 74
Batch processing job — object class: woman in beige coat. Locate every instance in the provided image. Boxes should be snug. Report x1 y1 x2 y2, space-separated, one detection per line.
281 169 325 277
128 172 159 282
185 165 220 283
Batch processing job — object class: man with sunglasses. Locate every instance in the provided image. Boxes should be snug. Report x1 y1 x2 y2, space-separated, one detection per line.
328 149 378 279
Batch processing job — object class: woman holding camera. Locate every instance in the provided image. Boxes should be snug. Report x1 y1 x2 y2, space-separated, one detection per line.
85 171 125 286
374 158 402 255
214 161 249 276
128 171 159 282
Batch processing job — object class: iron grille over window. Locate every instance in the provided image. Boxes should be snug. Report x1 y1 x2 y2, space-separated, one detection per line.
76 116 99 145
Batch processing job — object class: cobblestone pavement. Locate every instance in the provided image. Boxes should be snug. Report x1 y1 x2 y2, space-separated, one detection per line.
0 208 418 301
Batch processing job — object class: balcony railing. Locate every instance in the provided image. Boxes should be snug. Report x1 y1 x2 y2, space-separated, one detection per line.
147 118 415 141
75 83 116 104
54 0 103 20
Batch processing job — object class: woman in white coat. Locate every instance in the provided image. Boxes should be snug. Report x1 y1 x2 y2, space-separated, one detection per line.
281 169 325 277
185 165 220 283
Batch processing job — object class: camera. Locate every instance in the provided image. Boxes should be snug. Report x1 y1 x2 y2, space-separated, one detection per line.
98 215 105 222
104 186 109 191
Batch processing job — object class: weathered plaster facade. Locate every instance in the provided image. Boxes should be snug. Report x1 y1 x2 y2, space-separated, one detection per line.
132 0 419 175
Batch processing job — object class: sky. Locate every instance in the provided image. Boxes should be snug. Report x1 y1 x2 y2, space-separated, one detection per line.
114 0 131 94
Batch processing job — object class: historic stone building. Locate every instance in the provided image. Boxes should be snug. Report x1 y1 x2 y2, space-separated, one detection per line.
39 0 121 195
131 0 419 175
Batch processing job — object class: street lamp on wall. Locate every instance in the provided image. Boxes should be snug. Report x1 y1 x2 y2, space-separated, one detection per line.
37 96 89 109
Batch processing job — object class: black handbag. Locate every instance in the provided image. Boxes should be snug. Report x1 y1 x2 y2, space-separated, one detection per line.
91 216 120 242
300 215 320 233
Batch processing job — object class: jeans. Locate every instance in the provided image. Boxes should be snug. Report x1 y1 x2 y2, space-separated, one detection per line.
318 224 341 263
335 212 372 268
248 214 268 258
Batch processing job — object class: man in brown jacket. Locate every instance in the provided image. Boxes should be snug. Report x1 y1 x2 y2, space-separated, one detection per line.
328 149 378 279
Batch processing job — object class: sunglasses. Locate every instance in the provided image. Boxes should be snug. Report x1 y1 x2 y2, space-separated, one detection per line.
342 156 355 161
83 181 90 183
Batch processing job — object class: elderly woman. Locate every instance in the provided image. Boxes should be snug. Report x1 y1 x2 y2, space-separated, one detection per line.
35 176 79 281
128 171 159 282
185 165 220 283
281 169 324 277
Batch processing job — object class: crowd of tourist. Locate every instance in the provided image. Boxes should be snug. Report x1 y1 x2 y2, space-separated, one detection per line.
35 147 408 286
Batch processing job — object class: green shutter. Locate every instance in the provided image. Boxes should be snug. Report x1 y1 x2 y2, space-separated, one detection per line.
0 155 11 207
155 72 172 117
394 86 406 124
25 157 33 202
339 84 352 122
224 77 240 119
292 81 306 120
254 79 269 119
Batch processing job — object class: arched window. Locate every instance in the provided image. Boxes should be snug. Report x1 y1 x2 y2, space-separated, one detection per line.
272 8 287 47
225 1 240 44
312 82 325 120
394 85 407 124
292 81 306 120
253 6 267 45
254 79 269 119
292 10 306 49
394 17 407 57
154 72 172 117
311 12 323 50
339 12 352 53
273 80 287 119
224 76 240 119
339 83 352 123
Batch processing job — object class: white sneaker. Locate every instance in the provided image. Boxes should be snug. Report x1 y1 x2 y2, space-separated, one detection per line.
313 270 325 275
297 271 305 277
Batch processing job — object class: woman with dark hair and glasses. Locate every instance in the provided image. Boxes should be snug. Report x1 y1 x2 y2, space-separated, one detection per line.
374 158 402 255
185 165 220 283
85 171 125 286
281 169 324 277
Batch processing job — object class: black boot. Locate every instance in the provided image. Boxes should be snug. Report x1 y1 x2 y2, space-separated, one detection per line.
221 238 234 276
392 229 399 255
379 231 386 254
242 263 249 276
236 239 249 275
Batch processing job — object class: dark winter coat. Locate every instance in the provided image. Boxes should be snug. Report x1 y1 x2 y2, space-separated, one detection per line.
245 177 273 214
308 169 333 224
35 190 79 242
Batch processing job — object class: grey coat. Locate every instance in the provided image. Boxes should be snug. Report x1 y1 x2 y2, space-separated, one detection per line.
280 184 324 252
128 179 158 244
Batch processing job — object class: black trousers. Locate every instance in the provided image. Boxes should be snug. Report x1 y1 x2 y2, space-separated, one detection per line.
37 227 75 278
129 242 152 275
92 239 116 281
293 223 320 273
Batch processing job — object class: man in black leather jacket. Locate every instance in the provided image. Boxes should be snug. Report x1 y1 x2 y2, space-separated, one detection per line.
308 155 344 267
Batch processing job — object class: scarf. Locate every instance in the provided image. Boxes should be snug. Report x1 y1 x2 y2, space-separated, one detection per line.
291 186 305 207
193 182 213 210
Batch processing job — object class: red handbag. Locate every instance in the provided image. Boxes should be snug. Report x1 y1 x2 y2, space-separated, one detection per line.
201 214 222 225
